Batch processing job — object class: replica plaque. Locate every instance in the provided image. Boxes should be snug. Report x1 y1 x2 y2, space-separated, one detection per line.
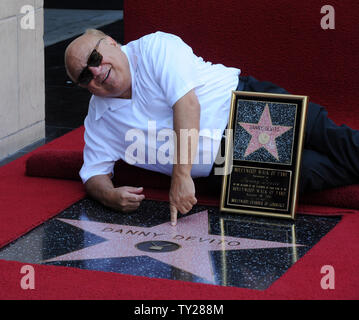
219 91 308 219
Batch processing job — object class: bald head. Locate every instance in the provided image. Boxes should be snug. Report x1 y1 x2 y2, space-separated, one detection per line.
65 29 108 82
63 29 132 98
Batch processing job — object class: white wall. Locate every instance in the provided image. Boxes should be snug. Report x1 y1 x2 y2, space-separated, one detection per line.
0 0 45 160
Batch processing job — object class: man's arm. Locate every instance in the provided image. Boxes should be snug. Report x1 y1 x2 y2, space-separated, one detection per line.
170 89 200 224
85 174 145 213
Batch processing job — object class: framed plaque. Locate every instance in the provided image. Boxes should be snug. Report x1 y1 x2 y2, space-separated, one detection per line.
219 91 308 219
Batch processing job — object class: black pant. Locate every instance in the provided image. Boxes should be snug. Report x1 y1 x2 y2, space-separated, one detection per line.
209 76 359 194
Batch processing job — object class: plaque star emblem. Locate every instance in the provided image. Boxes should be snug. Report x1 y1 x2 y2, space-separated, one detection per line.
239 104 292 160
44 210 300 282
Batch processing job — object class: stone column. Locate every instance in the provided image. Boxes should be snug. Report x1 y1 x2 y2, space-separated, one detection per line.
0 0 45 160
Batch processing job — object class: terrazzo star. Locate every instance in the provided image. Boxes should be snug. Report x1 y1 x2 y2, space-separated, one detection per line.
65 29 359 224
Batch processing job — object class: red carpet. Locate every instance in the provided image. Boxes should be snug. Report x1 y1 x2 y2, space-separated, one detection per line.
0 127 358 299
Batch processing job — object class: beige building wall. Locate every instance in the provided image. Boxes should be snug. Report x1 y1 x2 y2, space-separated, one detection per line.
0 0 45 160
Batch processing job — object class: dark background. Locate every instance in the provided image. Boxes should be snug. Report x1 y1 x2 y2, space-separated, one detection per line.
44 0 123 10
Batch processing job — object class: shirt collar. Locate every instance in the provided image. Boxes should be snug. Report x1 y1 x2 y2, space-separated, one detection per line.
93 96 131 120
121 43 138 98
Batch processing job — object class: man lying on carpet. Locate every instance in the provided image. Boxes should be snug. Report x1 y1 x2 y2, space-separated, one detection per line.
64 29 359 225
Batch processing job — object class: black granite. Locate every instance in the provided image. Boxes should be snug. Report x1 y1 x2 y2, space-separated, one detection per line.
0 198 340 290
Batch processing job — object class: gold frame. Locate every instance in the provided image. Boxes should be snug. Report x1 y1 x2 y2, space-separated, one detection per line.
219 91 308 220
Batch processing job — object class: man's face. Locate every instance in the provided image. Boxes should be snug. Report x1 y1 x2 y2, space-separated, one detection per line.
65 35 132 99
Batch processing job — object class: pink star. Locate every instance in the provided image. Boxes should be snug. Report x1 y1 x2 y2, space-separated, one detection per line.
43 210 301 283
239 104 292 160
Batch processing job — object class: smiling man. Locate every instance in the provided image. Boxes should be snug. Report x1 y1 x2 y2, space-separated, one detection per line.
65 30 132 99
65 29 359 225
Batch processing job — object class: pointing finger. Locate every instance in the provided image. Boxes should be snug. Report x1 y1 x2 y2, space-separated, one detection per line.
170 204 178 226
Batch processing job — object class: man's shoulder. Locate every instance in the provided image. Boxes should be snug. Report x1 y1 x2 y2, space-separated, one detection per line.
132 31 187 53
137 31 181 42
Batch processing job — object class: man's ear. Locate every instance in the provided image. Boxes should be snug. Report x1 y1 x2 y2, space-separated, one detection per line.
106 36 119 47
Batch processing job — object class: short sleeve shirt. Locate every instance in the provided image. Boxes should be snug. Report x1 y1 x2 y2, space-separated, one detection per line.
80 31 240 183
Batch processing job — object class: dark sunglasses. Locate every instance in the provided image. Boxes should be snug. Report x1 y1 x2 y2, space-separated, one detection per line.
76 38 105 85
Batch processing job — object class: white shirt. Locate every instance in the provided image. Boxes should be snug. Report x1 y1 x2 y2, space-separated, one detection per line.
80 31 240 183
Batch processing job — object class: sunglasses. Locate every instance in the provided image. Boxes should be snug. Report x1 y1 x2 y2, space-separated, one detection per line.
76 38 105 85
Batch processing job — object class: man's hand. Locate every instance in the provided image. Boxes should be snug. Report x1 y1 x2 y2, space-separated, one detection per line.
169 172 197 221
105 186 145 212
85 174 145 213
